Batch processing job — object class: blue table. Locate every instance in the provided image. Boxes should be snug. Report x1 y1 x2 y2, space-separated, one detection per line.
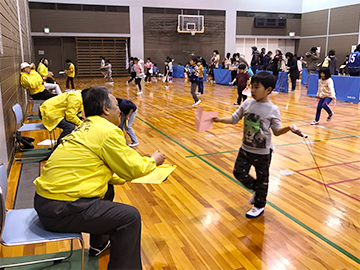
214 69 232 85
307 74 360 103
173 66 184 78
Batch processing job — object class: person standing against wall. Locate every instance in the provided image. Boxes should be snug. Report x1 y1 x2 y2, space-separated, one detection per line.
305 47 320 87
250 46 261 73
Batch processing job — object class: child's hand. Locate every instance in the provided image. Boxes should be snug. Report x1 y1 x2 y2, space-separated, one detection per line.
290 124 307 138
212 117 220 122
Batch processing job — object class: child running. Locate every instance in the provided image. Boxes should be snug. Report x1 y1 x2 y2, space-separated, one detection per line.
212 72 303 218
104 60 114 85
197 60 204 95
310 67 336 125
188 56 201 106
232 63 250 105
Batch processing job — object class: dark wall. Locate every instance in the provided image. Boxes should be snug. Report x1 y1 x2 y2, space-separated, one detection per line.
33 37 76 78
301 10 328 36
329 5 360 35
236 14 301 36
0 0 32 166
30 9 130 34
298 4 360 66
143 9 225 71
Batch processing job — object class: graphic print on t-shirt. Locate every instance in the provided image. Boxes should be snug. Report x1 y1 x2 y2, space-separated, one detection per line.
243 113 266 148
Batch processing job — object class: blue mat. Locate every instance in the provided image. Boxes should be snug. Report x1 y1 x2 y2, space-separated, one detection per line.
173 65 184 78
275 72 288 92
256 70 273 74
301 68 308 85
214 69 232 85
307 74 360 103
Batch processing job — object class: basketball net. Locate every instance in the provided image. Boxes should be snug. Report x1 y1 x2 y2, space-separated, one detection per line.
190 29 196 36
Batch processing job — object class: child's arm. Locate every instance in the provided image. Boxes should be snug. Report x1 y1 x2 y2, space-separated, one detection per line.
212 116 234 124
231 78 237 84
273 125 303 137
126 109 133 120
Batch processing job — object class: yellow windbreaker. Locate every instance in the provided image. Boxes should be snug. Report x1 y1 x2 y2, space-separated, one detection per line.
34 115 156 201
20 70 45 95
67 63 75 77
37 62 48 78
39 91 83 132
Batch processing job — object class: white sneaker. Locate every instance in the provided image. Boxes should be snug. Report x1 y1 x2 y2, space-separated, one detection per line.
310 120 319 125
126 81 129 85
128 142 139 147
109 82 114 85
164 86 169 89
246 206 265 218
192 100 201 107
249 192 256 204
137 91 143 95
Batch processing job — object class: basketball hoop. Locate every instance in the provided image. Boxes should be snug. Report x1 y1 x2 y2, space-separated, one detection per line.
190 29 196 36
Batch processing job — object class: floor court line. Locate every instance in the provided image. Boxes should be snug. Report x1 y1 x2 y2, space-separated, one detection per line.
136 115 360 265
327 178 360 186
296 160 360 172
295 171 360 203
185 136 355 158
168 86 360 139
143 102 216 136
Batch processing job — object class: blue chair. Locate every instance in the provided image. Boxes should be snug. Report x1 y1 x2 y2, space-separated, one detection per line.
12 104 45 132
12 103 55 151
0 164 84 269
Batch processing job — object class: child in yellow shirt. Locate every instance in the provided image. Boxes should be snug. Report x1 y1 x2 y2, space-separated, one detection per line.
65 59 75 91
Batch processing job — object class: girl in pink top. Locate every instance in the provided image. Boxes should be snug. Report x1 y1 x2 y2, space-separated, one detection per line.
311 68 336 125
144 58 154 83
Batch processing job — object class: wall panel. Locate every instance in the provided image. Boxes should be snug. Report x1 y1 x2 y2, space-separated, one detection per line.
301 10 328 36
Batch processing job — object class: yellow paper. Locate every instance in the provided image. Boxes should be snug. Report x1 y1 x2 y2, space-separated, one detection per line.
131 164 176 184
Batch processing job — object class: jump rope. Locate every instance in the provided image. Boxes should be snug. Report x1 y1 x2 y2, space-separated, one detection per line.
291 124 359 232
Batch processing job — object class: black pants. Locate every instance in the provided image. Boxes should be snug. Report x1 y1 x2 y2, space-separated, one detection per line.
145 71 151 82
290 76 297 91
231 70 237 83
233 148 272 208
39 111 76 145
237 85 247 105
66 77 75 89
34 185 142 270
135 78 142 91
349 68 360 76
31 90 56 100
128 72 136 83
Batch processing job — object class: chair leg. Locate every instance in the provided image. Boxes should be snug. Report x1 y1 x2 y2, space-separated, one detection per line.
79 237 85 270
0 239 82 269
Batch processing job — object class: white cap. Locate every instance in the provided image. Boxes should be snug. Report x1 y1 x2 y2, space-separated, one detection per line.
20 62 31 70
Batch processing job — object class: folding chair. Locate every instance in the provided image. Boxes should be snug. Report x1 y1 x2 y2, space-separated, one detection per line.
12 103 55 152
0 164 84 269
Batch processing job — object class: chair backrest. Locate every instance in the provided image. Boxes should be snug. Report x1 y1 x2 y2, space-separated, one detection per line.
0 165 8 201
12 103 23 126
0 165 8 240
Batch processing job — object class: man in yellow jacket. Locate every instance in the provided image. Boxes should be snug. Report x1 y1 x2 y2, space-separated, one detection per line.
34 86 166 270
20 62 61 99
39 90 83 145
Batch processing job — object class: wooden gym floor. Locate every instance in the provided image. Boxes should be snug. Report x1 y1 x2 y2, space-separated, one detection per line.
2 76 360 270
